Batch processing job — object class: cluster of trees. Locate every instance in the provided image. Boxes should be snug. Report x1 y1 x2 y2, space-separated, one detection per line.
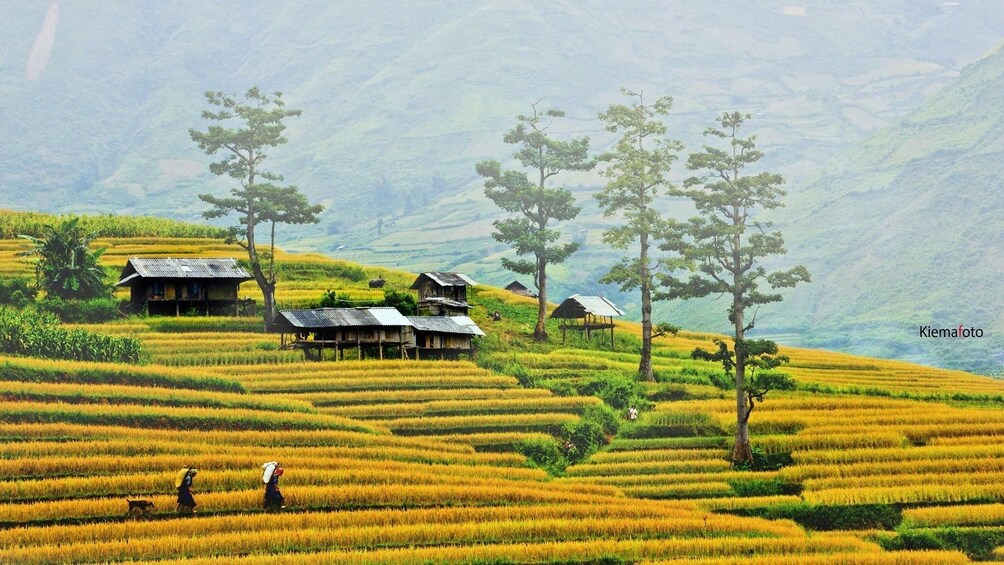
184 85 809 464
316 288 417 315
477 91 810 464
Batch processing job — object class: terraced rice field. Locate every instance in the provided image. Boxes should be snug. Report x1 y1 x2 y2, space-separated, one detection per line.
0 230 997 562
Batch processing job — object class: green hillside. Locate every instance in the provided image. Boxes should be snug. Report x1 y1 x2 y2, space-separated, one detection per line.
769 45 1004 373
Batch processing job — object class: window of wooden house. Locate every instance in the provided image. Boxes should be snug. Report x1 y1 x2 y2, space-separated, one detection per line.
150 281 165 299
186 281 202 300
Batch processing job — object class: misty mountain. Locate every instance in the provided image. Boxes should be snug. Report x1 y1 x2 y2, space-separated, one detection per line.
770 44 1004 372
1 0 1002 371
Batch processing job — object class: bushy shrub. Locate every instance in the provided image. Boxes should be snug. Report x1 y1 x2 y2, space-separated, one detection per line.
0 278 37 308
317 290 358 308
40 297 122 323
562 420 604 464
582 404 620 436
562 405 620 463
380 289 417 316
582 372 649 411
0 307 140 363
515 437 568 475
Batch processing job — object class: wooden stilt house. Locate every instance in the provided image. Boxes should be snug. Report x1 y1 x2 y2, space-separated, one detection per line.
550 295 625 348
271 307 414 361
115 258 254 316
407 315 485 360
410 272 477 316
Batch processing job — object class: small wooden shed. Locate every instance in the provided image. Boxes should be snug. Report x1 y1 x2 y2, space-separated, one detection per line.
504 280 537 298
410 272 477 316
550 295 625 347
271 307 414 360
407 315 485 360
115 257 254 316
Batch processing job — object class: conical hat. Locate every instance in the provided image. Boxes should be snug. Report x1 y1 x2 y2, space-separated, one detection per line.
262 461 278 484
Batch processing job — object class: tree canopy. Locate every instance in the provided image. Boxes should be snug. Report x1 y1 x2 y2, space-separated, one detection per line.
190 87 323 324
663 111 810 464
477 102 593 341
595 89 686 380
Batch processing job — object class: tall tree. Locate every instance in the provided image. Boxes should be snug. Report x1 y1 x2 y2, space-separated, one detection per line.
595 89 685 380
18 217 107 300
190 88 323 324
477 102 593 341
665 112 810 464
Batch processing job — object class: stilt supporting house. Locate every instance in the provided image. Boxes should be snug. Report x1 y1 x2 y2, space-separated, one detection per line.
270 307 413 361
550 295 625 349
115 258 254 316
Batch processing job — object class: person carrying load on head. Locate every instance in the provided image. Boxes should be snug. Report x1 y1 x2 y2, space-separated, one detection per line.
176 466 198 514
262 461 285 511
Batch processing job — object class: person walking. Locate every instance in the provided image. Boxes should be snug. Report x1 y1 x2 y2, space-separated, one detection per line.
176 467 197 514
262 461 285 511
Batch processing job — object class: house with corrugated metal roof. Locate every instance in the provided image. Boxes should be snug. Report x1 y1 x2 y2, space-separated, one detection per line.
410 272 477 316
550 295 625 347
407 315 485 360
115 258 254 316
271 307 414 360
269 306 486 361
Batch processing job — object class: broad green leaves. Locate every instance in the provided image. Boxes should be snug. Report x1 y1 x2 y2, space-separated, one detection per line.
17 217 107 300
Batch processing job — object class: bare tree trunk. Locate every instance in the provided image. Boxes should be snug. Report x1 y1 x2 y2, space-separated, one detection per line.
533 166 548 343
243 163 275 328
262 283 276 326
731 300 752 464
534 256 547 341
732 404 753 464
731 203 752 465
639 231 653 381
